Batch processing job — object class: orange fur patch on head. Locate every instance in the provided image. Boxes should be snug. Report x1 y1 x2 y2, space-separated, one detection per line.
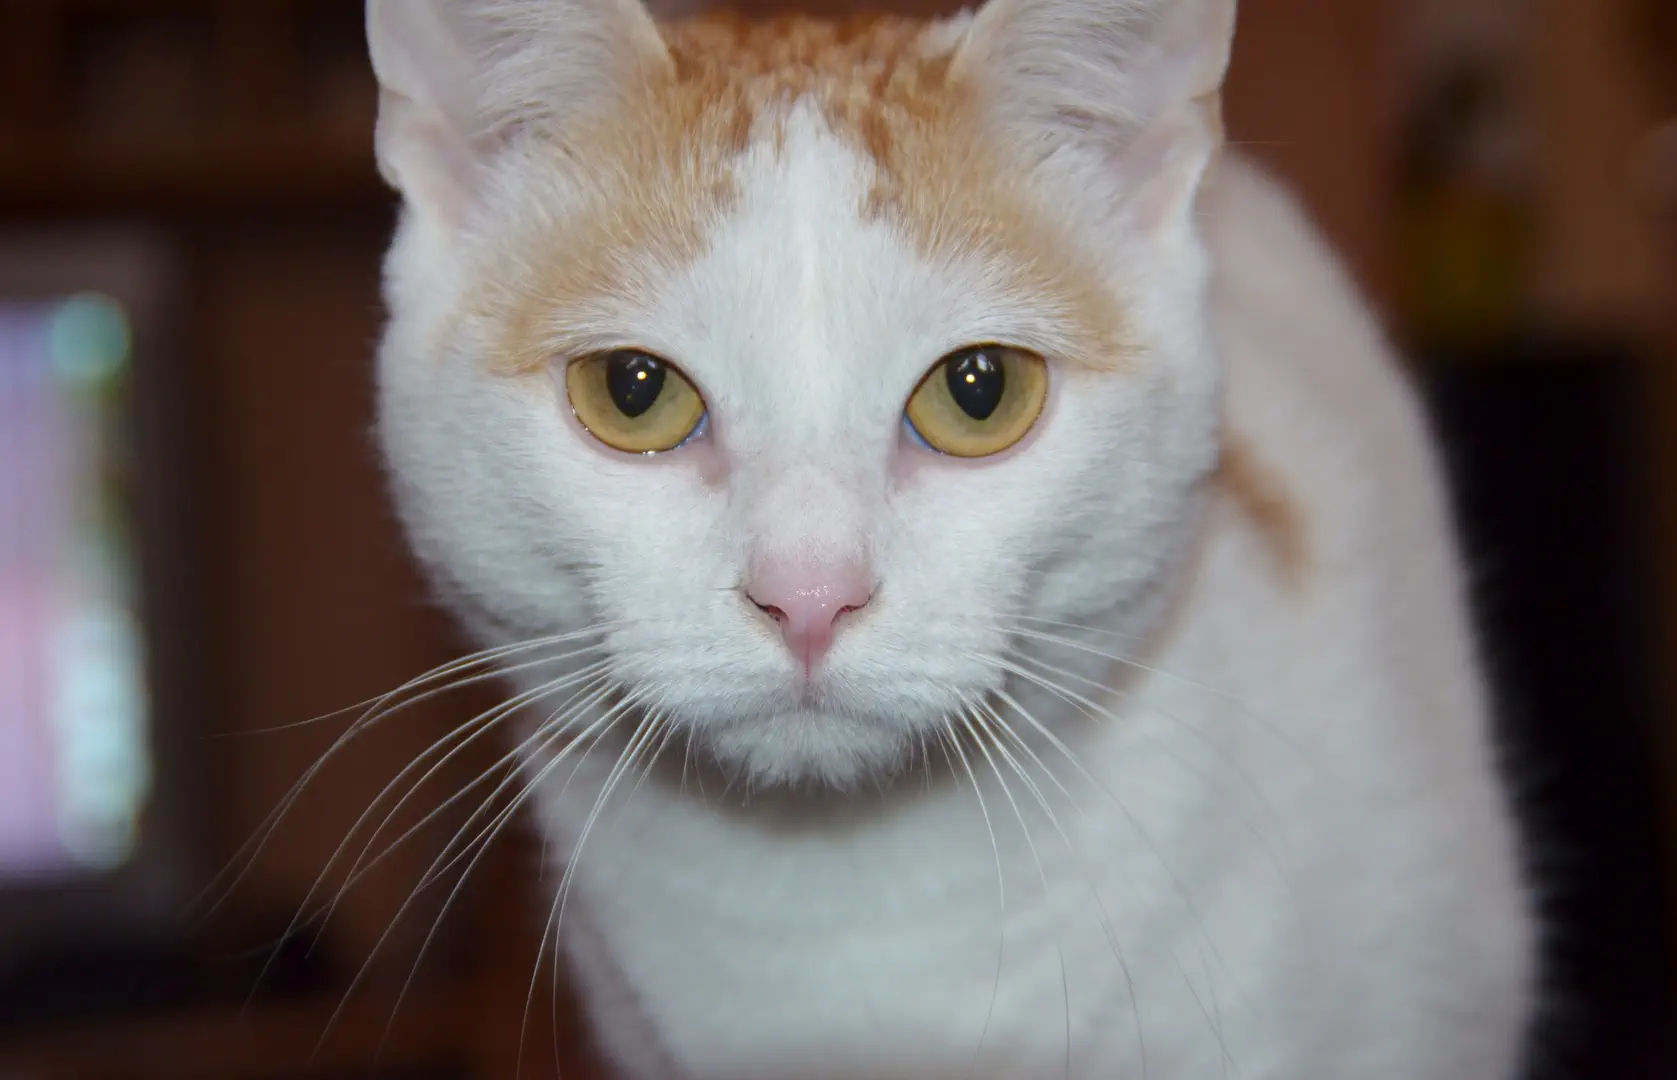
487 11 1129 375
1216 432 1310 588
856 72 1130 370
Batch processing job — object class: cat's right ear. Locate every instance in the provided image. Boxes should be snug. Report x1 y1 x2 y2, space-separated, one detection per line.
366 0 671 225
949 0 1236 232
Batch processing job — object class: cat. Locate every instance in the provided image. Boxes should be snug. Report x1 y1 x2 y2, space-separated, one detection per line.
365 0 1537 1075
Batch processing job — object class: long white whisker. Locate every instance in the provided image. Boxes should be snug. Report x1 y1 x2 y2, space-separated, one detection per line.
969 690 1078 809
1001 645 1295 818
550 703 676 1073
1000 648 1302 916
994 621 1323 766
308 687 617 1059
234 626 622 739
198 634 611 925
269 660 608 991
381 686 636 1055
325 673 616 920
956 706 1072 1080
521 697 664 1079
318 663 612 924
938 720 1007 1080
982 661 1261 1059
313 676 622 1057
972 695 1149 1079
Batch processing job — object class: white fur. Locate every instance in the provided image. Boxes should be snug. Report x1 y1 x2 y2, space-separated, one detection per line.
368 0 1535 1075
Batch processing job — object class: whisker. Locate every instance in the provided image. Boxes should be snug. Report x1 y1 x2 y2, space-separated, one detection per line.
381 687 636 1056
522 698 665 1079
997 648 1302 907
312 676 623 1057
264 662 608 996
956 706 1073 1079
403 682 620 899
967 689 1078 809
314 672 616 932
995 618 1325 764
197 633 612 926
225 626 621 739
551 703 676 1073
315 664 613 927
938 714 1007 1077
971 693 1149 1079
980 654 1267 1057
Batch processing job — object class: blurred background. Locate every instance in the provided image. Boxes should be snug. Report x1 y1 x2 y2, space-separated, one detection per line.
0 0 1673 1077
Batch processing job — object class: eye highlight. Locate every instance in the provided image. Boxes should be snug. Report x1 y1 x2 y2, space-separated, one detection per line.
904 345 1048 458
565 349 707 454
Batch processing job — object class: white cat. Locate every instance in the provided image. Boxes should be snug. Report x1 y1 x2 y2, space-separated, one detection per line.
365 0 1536 1075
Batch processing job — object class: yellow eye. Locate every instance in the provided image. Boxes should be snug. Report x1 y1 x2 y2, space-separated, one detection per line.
565 349 707 454
904 345 1048 458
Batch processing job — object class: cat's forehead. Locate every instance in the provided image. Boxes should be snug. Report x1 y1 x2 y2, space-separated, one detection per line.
480 12 1125 379
658 12 962 108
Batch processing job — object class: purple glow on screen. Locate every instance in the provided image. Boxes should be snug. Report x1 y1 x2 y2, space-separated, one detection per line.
0 299 149 883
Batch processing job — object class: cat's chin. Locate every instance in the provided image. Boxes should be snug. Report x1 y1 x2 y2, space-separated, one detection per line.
702 708 913 790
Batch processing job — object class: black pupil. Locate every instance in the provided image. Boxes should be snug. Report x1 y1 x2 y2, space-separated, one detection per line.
606 351 666 418
946 349 1005 421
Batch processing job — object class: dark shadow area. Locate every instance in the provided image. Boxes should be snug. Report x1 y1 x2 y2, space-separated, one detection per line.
1421 342 1677 1080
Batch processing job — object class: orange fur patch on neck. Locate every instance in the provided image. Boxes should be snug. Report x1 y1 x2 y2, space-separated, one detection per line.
488 12 1129 375
1216 432 1310 589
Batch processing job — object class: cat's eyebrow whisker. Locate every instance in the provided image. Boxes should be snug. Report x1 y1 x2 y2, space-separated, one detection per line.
196 634 614 925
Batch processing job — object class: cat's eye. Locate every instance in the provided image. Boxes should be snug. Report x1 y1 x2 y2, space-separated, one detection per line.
904 345 1048 458
565 349 707 454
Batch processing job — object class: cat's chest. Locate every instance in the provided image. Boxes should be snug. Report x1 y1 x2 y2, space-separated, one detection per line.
553 780 1099 1077
537 728 1278 1080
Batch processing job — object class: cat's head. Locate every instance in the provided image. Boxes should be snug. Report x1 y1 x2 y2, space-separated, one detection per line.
368 0 1234 786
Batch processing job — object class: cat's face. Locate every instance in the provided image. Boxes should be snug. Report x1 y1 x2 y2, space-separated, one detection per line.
369 0 1234 785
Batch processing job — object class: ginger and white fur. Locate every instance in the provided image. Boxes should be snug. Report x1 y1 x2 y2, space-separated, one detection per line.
366 0 1536 1076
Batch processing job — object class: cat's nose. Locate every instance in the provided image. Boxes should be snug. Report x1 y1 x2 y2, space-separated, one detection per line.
745 562 873 675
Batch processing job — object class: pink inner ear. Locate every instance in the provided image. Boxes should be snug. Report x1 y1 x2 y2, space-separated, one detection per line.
376 105 483 225
746 561 875 676
367 0 675 223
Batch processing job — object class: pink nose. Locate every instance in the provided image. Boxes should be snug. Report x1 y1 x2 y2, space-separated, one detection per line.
746 563 873 674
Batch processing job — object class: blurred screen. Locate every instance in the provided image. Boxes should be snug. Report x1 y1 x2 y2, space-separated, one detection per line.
0 296 150 884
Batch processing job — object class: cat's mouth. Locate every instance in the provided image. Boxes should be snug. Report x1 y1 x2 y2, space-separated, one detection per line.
702 703 910 788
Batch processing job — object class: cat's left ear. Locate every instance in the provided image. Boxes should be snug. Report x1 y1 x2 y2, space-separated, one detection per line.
950 0 1235 228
